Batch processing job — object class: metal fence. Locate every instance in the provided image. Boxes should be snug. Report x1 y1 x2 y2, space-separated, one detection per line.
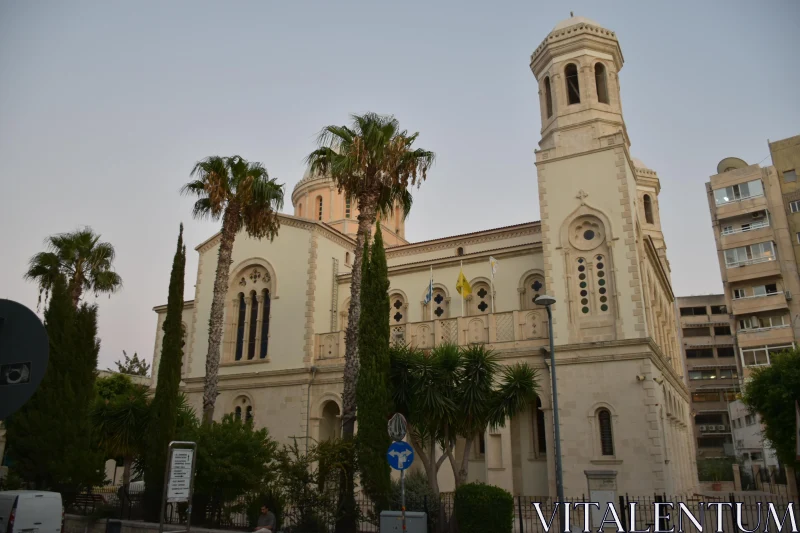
68 488 798 533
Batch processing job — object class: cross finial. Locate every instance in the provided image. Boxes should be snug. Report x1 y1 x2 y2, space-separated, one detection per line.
576 189 588 204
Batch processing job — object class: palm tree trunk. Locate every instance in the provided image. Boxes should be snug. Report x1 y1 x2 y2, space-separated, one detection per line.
69 272 84 308
340 194 378 440
202 205 240 425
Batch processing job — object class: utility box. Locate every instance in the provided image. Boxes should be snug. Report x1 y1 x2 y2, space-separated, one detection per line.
379 511 427 532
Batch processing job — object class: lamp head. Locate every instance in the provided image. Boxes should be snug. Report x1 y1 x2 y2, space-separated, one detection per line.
534 294 556 307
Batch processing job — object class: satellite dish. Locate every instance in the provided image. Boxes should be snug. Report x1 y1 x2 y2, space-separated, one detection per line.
0 299 49 420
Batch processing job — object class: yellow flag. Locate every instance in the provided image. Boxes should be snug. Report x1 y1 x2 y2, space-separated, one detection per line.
456 269 472 297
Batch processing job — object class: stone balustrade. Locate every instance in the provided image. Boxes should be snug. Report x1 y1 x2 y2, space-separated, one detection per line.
314 310 550 361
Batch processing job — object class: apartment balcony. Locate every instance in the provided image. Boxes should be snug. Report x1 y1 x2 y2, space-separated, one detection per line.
714 194 767 221
731 292 789 316
725 257 781 284
720 224 773 249
737 324 795 348
314 311 549 362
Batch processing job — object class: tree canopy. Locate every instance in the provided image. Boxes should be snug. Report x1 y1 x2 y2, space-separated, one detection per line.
112 350 151 376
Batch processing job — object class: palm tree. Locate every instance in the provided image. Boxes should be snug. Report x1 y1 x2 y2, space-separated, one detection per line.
182 155 284 424
25 227 122 308
91 384 150 491
305 112 434 442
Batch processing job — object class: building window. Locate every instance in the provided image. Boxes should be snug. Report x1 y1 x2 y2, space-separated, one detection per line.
688 369 717 380
783 170 797 183
714 325 731 336
797 232 800 244
753 283 778 296
710 305 727 314
723 391 737 401
597 409 614 456
317 196 323 220
472 283 491 315
523 274 546 310
683 327 710 337
235 293 246 361
686 348 713 358
456 246 464 256
345 252 351 265
724 241 775 267
713 179 764 205
718 368 738 379
695 414 723 425
698 437 729 449
692 392 721 402
790 200 800 213
247 291 258 360
235 406 242 420
233 396 253 422
535 397 547 456
643 194 654 224
717 347 735 358
733 288 747 299
745 414 756 426
565 63 580 105
345 198 351 218
390 294 406 324
260 289 271 359
426 288 448 319
544 76 553 118
680 306 707 316
594 63 609 104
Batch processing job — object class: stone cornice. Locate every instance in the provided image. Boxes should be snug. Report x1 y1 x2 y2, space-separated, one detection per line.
385 222 541 259
530 22 623 76
153 300 194 313
337 242 542 282
193 214 356 255
643 235 675 301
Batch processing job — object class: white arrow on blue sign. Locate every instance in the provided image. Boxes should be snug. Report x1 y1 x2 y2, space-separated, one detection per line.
387 441 414 471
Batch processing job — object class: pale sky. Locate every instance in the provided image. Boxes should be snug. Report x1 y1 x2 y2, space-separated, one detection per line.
1 1 799 371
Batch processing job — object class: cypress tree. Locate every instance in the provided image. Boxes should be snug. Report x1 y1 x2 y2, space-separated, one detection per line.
5 274 103 497
143 224 187 520
356 223 392 508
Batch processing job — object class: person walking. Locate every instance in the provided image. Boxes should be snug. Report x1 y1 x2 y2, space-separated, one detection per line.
254 504 276 533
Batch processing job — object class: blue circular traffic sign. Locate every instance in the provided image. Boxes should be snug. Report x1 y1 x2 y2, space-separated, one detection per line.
387 441 414 471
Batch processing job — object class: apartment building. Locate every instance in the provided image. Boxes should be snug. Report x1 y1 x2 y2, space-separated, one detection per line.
676 295 739 460
705 141 800 380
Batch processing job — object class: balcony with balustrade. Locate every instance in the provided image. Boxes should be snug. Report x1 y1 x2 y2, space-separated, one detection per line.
314 310 550 363
731 291 788 316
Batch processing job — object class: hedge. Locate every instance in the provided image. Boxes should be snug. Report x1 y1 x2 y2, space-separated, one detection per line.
454 482 513 533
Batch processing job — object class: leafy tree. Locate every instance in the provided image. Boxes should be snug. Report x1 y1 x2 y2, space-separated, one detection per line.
741 348 800 468
111 350 151 376
96 372 139 401
306 113 434 532
355 224 392 509
182 156 284 425
91 381 149 490
390 344 539 497
143 224 187 520
179 415 278 526
5 275 104 499
25 227 122 308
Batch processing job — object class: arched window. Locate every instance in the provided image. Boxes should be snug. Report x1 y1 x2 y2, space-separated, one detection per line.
317 196 323 221
259 289 271 359
594 63 609 104
235 406 242 420
245 405 253 423
598 408 614 456
345 198 351 218
426 287 448 319
247 291 258 360
643 194 654 224
565 64 580 105
534 397 547 456
233 396 253 423
319 401 341 441
390 293 406 324
576 255 610 316
456 247 464 256
235 292 246 361
471 282 491 315
522 274 546 310
544 76 553 118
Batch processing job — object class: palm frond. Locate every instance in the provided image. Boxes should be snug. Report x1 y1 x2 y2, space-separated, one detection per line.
489 363 539 428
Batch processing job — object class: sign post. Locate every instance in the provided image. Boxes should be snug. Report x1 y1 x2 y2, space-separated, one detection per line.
159 441 197 533
387 414 413 532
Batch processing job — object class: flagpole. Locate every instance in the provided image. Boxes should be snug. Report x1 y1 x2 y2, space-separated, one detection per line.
460 260 464 318
429 266 433 321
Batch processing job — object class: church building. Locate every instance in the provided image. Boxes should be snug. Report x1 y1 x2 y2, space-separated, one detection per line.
151 16 698 498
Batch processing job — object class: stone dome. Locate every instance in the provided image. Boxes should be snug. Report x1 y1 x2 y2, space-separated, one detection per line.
552 16 602 32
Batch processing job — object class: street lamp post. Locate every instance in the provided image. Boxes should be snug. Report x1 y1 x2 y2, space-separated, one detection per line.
535 294 564 508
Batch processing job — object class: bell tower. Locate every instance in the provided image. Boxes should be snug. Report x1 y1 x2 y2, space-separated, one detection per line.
531 16 646 344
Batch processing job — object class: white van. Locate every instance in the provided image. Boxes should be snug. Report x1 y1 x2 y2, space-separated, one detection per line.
0 491 63 533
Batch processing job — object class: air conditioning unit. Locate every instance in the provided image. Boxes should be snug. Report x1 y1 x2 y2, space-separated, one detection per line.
751 211 764 219
699 425 707 432
785 290 793 301
717 425 727 431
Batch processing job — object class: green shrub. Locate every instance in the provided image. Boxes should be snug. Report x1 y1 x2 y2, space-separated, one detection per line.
454 482 513 533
